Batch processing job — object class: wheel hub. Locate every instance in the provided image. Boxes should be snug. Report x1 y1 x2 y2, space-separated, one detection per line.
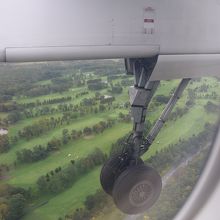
129 180 154 207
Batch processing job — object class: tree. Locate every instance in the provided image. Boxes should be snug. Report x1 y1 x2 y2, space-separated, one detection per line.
70 130 78 140
0 135 10 153
204 101 219 113
6 194 26 220
62 129 69 145
7 111 22 124
37 176 48 192
110 86 123 94
188 88 196 99
99 104 106 112
83 127 92 136
0 203 9 220
72 208 90 220
154 95 170 104
47 138 62 151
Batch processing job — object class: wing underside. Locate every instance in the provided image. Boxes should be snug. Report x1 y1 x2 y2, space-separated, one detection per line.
149 54 220 81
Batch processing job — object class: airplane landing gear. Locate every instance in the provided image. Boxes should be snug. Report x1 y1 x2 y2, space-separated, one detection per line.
100 56 191 214
100 152 161 214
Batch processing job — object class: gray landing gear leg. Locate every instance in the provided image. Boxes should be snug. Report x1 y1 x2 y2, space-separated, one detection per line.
126 57 160 162
100 56 191 214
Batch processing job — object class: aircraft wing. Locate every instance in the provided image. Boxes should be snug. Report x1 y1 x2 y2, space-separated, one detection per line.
1 0 220 80
149 54 220 81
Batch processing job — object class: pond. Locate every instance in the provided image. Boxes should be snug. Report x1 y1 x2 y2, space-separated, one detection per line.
0 128 8 135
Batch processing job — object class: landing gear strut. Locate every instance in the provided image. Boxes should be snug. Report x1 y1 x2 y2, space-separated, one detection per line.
100 56 191 214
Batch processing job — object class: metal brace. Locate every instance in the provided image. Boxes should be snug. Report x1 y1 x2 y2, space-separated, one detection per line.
139 78 191 156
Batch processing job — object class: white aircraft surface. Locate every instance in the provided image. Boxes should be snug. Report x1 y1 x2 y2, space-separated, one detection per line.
0 0 220 218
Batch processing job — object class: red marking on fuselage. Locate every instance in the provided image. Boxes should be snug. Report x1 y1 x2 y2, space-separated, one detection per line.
144 19 154 23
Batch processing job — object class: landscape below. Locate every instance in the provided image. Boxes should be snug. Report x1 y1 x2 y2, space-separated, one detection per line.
0 60 219 220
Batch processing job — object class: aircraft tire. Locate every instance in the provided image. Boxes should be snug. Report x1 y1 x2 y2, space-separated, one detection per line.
100 155 144 195
112 164 162 214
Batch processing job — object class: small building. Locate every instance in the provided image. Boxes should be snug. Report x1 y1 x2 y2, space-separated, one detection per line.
0 128 8 135
100 95 115 104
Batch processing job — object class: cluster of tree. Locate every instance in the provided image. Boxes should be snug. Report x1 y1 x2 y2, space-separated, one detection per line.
25 84 63 97
120 79 133 87
0 95 13 103
86 119 116 135
0 184 31 220
71 60 124 76
107 75 121 82
63 190 108 220
75 91 89 98
23 106 58 119
0 164 10 179
20 96 72 109
22 102 88 118
0 102 18 113
57 101 108 114
7 111 23 124
80 98 97 107
87 81 108 91
16 145 49 163
47 138 63 151
169 106 189 121
95 66 123 76
62 119 115 144
87 79 102 84
26 77 73 97
112 102 130 110
0 111 23 126
108 85 123 94
22 97 114 120
188 85 219 100
18 117 67 140
204 101 219 113
24 99 97 120
197 83 210 92
0 135 10 153
72 73 86 87
196 92 218 100
118 112 131 122
16 136 66 164
0 64 62 101
186 98 195 107
79 94 115 107
37 148 107 194
187 88 197 100
16 119 115 164
20 88 119 121
154 94 170 104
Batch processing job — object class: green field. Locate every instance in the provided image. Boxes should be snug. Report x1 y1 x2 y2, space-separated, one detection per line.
23 168 101 220
0 61 219 220
7 123 132 187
